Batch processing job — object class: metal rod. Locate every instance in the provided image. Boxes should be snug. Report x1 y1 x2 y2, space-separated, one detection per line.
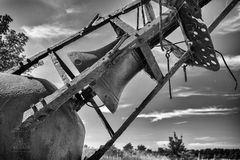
183 65 187 82
166 52 172 99
215 49 238 90
89 99 115 138
86 14 100 28
52 51 75 79
141 0 146 26
158 0 164 51
137 6 140 30
208 0 239 33
86 50 191 160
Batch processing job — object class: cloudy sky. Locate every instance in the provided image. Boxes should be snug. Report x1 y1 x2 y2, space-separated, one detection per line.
1 0 240 150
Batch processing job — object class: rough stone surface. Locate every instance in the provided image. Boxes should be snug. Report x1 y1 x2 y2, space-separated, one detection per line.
0 73 85 160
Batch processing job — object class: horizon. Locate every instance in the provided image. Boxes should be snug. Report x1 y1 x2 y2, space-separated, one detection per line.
1 0 240 151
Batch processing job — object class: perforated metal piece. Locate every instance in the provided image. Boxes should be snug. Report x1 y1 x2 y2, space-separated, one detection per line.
177 0 220 71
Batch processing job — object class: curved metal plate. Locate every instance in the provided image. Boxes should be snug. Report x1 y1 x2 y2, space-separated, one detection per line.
178 0 220 71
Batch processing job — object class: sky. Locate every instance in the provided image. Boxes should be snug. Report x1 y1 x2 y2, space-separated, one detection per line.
1 0 240 150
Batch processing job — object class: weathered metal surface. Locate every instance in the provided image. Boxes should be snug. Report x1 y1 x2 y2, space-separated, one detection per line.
177 0 220 71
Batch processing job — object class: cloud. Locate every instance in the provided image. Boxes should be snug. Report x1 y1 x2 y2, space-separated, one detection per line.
22 24 77 39
223 93 240 97
218 55 240 70
174 121 188 125
172 86 191 93
40 0 72 9
137 107 238 122
100 103 132 113
194 136 216 141
156 141 169 148
174 91 218 97
65 6 86 14
119 103 132 108
188 142 240 149
173 86 218 98
215 5 240 34
173 87 240 98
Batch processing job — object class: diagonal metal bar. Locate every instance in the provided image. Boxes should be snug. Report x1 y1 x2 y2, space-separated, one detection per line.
89 99 115 138
208 0 239 33
86 49 191 160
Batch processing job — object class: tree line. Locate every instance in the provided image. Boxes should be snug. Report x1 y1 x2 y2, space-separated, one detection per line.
98 132 240 159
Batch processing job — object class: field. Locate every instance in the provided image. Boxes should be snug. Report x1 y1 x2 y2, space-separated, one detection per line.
83 148 170 160
83 147 175 160
82 146 240 160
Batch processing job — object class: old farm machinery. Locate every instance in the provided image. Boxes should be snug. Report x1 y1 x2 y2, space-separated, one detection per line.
3 0 239 159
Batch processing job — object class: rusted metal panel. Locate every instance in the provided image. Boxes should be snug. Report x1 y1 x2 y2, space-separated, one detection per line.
177 0 220 71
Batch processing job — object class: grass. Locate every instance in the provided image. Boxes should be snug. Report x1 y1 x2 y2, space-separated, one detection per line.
82 147 170 160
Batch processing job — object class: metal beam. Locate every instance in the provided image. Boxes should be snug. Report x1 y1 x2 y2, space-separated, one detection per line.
90 99 115 138
208 0 239 33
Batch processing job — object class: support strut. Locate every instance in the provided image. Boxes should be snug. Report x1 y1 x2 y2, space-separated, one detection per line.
86 50 191 160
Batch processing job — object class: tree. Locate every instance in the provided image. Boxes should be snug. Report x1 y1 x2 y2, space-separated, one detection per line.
137 144 146 152
123 143 133 153
146 148 153 154
158 147 168 156
0 14 28 72
168 132 186 159
105 145 118 157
